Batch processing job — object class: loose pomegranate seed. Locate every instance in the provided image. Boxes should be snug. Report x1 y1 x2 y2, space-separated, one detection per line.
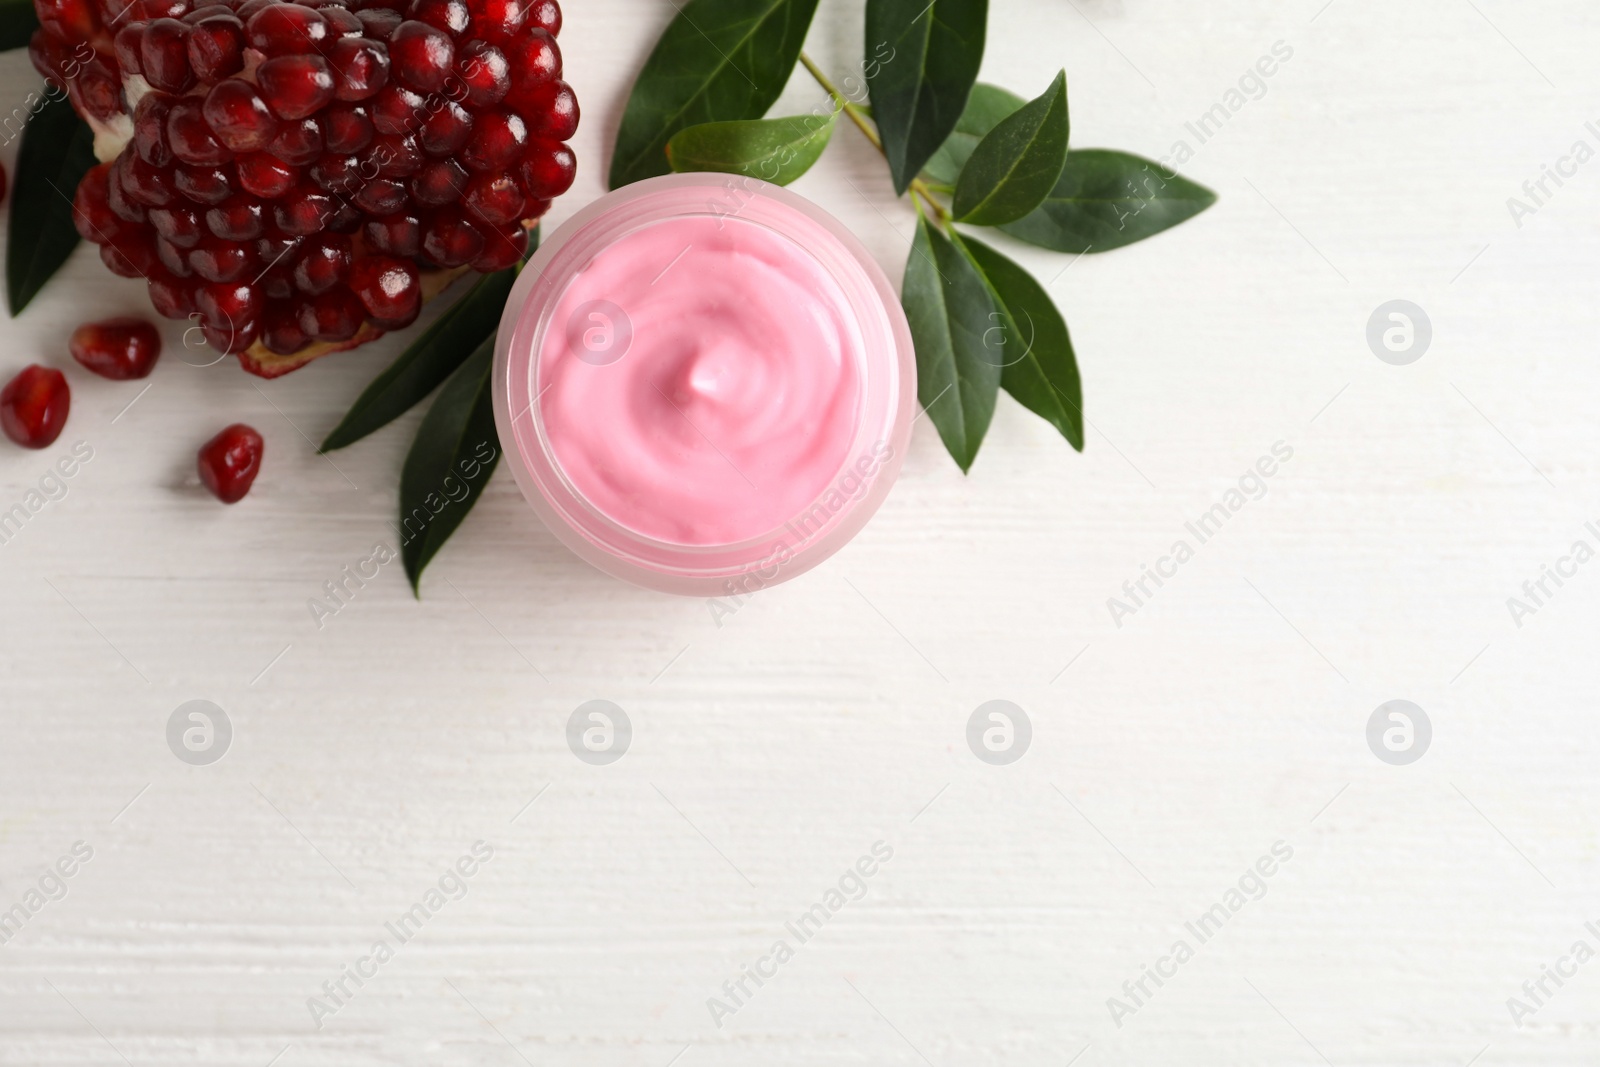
519 78 577 139
0 365 70 449
141 18 195 93
455 40 508 106
174 163 236 204
421 206 481 266
187 11 245 81
348 254 419 327
293 232 351 293
204 79 280 152
261 301 308 353
411 157 466 204
419 98 471 154
298 286 365 340
268 116 326 164
322 104 375 152
197 423 263 503
236 153 298 198
190 236 256 281
206 194 265 239
461 109 524 171
246 3 328 54
150 204 204 246
330 36 389 100
168 98 235 165
70 317 162 380
364 211 420 255
406 0 467 37
462 172 523 225
519 137 574 198
133 93 174 167
148 272 197 318
257 54 337 119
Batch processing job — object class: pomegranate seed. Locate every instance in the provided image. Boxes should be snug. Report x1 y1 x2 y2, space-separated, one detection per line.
168 98 235 165
150 204 204 247
158 237 194 275
461 109 524 171
366 132 422 176
206 194 265 240
526 0 557 34
236 153 299 197
141 19 195 93
133 92 175 166
70 317 162 380
519 137 574 198
348 254 419 327
363 211 420 255
257 54 337 119
323 5 362 35
246 3 329 54
421 206 481 266
37 0 100 44
330 36 389 100
455 40 508 106
504 30 557 101
354 6 399 39
322 104 375 152
261 301 308 353
187 11 245 81
353 178 406 214
190 236 256 281
309 154 360 192
462 172 524 225
293 232 351 293
298 286 365 340
471 0 524 41
101 242 144 278
267 116 326 164
1 365 70 448
406 0 467 36
419 98 471 155
203 317 259 354
197 423 263 503
275 187 336 234
203 79 280 152
123 153 178 207
72 164 121 241
113 23 144 76
174 163 236 204
369 83 425 134
411 157 466 204
518 78 577 139
195 280 263 330
69 57 126 123
388 21 454 92
148 272 197 318
470 223 524 271
108 161 150 222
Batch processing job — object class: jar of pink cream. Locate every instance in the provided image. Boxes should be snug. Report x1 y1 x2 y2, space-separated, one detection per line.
492 173 916 596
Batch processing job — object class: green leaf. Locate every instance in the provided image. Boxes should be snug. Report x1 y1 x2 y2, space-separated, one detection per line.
7 90 96 315
666 111 835 185
1000 148 1217 253
901 212 1001 471
0 0 40 51
920 83 1023 186
321 226 539 452
608 0 820 189
398 336 502 594
865 0 986 194
956 232 1082 451
952 69 1068 226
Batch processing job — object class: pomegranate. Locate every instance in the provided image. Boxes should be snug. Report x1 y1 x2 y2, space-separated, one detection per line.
33 0 576 378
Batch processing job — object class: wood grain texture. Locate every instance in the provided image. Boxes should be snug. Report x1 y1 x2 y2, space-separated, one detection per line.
3 0 1600 1063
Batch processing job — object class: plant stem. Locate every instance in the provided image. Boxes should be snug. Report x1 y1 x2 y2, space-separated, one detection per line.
798 50 951 222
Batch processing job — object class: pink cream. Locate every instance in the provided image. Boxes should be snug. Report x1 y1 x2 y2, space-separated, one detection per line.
537 214 866 546
494 174 915 595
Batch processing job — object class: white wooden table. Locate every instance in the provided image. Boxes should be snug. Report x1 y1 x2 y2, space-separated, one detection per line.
3 0 1599 1062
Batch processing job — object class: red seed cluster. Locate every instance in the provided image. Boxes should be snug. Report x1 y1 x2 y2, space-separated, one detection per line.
37 0 576 361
